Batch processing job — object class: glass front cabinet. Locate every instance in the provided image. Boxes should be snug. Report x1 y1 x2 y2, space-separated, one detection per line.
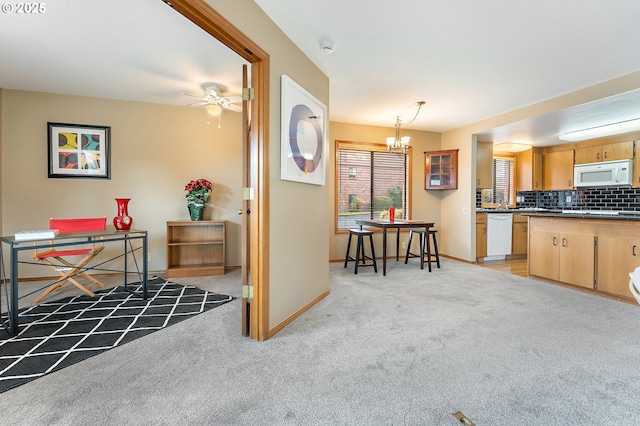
424 149 459 190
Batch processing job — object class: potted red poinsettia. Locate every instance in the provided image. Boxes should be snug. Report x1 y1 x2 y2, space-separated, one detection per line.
184 178 213 221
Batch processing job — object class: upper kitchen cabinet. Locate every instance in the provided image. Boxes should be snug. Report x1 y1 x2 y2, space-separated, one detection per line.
574 140 633 164
543 149 574 190
424 149 458 190
633 141 640 188
476 142 493 189
516 148 543 191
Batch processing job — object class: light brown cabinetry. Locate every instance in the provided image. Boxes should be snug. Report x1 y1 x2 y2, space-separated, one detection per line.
596 222 640 299
476 142 493 189
511 214 528 256
631 141 640 188
166 220 225 278
574 140 633 164
476 213 487 259
543 150 574 190
516 148 543 191
528 218 595 288
425 149 458 190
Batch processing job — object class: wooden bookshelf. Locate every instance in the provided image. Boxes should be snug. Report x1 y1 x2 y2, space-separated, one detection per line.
166 220 225 278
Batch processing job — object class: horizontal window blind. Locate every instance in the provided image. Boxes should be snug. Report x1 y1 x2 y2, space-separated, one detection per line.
336 142 410 230
492 157 515 205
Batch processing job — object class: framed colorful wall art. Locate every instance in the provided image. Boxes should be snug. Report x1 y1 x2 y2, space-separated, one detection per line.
47 122 111 179
280 75 327 185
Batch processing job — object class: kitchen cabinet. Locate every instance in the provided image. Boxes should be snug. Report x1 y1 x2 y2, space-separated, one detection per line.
476 142 493 189
543 150 574 190
511 214 528 256
574 140 633 164
424 149 458 190
166 220 226 278
528 218 595 288
516 148 543 191
632 141 640 188
596 222 640 299
476 213 487 259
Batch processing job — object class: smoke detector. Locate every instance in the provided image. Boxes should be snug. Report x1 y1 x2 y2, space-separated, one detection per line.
320 40 335 54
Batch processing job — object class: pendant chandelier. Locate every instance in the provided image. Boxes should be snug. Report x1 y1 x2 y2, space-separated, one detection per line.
386 101 425 153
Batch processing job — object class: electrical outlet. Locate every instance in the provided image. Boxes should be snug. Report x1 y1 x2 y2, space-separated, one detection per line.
147 253 152 262
401 242 406 249
566 195 571 203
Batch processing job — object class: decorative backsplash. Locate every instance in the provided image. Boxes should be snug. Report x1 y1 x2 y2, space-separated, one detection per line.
476 186 640 212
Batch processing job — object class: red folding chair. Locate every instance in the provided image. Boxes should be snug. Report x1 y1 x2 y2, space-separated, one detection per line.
32 217 107 303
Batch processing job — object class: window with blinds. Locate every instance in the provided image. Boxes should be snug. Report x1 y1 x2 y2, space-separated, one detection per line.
491 156 515 205
336 141 410 231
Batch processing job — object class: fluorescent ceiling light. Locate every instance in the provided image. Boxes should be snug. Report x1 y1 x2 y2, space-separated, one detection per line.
559 118 640 142
493 142 531 153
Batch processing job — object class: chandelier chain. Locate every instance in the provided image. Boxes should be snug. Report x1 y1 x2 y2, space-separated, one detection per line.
387 101 425 153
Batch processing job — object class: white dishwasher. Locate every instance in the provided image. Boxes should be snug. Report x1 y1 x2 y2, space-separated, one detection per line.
486 213 513 258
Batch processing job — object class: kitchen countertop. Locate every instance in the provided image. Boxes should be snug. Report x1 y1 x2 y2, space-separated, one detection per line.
476 208 547 213
476 208 640 221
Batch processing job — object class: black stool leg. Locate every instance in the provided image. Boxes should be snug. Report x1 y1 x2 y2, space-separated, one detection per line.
405 230 414 264
431 232 440 268
419 231 425 269
368 234 377 273
344 232 353 268
425 230 432 272
355 234 363 274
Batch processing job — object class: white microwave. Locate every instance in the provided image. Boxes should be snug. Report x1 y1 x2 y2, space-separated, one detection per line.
574 159 633 187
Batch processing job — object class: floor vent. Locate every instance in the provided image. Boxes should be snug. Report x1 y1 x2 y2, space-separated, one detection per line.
452 411 475 426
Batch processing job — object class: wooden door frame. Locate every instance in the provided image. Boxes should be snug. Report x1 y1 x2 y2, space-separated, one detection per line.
166 0 269 341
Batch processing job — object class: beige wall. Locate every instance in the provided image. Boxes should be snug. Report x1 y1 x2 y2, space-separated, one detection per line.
441 71 640 262
0 88 3 236
328 121 441 261
205 0 330 330
2 89 243 275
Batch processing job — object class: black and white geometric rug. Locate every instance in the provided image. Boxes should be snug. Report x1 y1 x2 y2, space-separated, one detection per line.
0 277 234 393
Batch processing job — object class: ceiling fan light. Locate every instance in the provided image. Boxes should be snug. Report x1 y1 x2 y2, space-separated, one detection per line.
205 104 222 117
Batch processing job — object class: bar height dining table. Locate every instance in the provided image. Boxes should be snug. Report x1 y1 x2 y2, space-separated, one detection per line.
355 219 435 276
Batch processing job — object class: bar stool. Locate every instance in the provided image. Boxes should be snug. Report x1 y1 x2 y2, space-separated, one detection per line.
404 228 441 270
344 229 377 274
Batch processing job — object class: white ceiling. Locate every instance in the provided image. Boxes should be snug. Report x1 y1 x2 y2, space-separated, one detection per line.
0 0 247 111
1 0 640 147
254 0 640 145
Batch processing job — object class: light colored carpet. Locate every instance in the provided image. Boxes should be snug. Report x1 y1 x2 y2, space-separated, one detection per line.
1 259 639 425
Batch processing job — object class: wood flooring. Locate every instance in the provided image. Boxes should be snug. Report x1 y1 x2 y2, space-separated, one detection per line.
477 258 528 277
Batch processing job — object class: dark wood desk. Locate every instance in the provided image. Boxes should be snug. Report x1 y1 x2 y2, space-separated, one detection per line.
355 219 435 276
0 228 148 337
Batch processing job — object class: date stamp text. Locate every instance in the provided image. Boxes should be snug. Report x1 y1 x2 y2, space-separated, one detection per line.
2 3 46 13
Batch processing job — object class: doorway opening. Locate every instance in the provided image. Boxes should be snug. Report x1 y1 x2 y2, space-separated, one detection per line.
168 0 270 340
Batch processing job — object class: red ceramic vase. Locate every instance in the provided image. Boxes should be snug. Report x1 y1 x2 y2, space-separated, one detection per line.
113 198 133 230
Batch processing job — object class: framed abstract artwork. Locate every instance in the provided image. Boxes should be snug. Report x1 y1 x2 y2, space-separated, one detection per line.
47 122 111 179
280 75 327 185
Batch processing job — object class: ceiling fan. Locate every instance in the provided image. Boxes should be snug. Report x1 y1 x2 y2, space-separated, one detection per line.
182 83 242 115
